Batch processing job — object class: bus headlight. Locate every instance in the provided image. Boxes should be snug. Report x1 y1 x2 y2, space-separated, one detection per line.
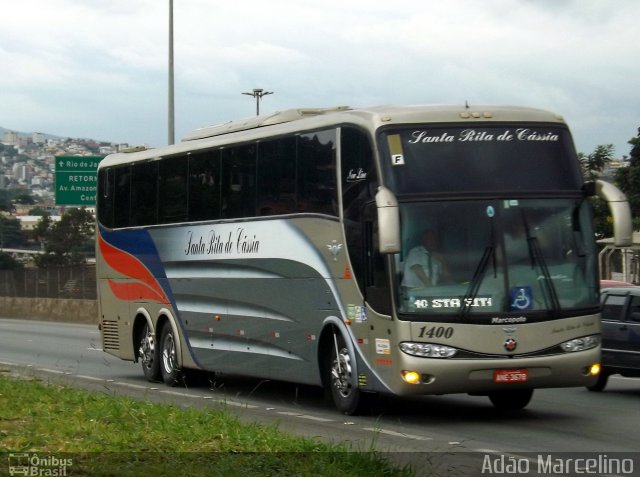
560 335 600 353
399 342 458 358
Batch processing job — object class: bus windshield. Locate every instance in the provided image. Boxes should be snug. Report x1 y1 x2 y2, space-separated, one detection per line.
395 198 599 320
381 125 583 194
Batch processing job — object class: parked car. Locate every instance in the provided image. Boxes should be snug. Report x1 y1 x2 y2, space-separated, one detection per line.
589 286 640 391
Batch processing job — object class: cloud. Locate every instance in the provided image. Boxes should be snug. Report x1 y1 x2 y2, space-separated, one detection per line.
0 0 638 155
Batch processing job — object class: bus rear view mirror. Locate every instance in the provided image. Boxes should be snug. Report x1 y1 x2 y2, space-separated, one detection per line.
375 186 400 254
590 180 633 247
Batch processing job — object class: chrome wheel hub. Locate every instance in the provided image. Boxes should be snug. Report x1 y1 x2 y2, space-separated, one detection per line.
331 347 353 398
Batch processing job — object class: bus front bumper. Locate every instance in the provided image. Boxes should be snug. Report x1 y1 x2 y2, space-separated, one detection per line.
385 347 600 396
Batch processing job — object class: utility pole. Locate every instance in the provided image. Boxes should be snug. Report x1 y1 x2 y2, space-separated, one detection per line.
168 0 175 145
241 88 273 116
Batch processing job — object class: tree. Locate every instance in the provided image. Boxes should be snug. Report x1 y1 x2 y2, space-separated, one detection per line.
0 190 13 212
32 214 52 247
578 144 614 182
578 144 615 239
34 208 95 267
0 216 26 248
0 251 22 270
615 128 640 229
13 193 35 205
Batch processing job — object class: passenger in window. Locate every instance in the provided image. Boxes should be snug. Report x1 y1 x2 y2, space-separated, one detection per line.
402 229 450 289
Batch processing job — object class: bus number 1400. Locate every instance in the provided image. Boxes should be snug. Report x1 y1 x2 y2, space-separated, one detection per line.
418 326 454 339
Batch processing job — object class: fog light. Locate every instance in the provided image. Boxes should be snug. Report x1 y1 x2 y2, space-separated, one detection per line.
401 370 421 384
589 363 601 376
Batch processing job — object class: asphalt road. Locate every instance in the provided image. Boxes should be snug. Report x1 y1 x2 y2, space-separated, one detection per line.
1 318 639 476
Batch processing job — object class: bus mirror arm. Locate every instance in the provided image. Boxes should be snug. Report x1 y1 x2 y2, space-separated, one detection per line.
587 180 633 247
375 186 401 254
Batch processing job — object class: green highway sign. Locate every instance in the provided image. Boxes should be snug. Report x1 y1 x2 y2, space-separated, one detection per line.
55 156 103 206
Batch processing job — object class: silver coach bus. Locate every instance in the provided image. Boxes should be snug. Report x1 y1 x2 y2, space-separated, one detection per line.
97 104 632 414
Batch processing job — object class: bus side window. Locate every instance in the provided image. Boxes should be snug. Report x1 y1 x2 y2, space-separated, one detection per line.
113 166 132 228
297 130 337 216
257 138 296 216
341 126 376 293
130 161 158 226
221 145 257 219
189 150 221 222
98 168 115 228
159 156 188 224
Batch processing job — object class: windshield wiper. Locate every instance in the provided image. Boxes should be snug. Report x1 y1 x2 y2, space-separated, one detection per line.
461 244 496 317
521 211 561 314
461 215 498 318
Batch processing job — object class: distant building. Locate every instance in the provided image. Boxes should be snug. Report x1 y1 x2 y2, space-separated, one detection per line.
2 130 18 145
32 132 46 144
17 215 61 231
12 163 31 183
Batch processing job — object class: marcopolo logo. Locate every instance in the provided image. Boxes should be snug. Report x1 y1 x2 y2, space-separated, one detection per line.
8 453 73 476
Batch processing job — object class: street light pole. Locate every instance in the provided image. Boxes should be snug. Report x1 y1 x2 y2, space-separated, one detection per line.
168 0 175 145
241 88 273 116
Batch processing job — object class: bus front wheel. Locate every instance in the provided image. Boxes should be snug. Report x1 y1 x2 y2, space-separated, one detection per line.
488 389 533 411
160 324 182 386
327 332 362 415
139 322 161 382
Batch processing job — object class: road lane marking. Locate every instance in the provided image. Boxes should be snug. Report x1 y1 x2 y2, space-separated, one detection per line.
362 427 433 441
113 382 150 390
75 375 104 382
276 411 333 422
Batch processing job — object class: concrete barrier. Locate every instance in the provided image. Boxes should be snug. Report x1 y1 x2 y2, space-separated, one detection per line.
0 297 98 325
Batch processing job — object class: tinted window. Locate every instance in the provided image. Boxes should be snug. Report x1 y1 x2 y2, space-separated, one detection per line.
341 127 376 292
131 161 158 226
257 137 296 215
221 144 256 219
103 128 340 229
602 294 626 321
628 295 640 322
380 125 582 195
159 156 188 224
97 168 114 227
298 130 337 215
189 151 221 221
113 166 131 228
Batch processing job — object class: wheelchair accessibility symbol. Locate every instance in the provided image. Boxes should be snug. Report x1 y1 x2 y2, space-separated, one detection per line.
510 286 533 311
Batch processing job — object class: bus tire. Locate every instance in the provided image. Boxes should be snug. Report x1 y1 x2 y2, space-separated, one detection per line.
587 371 609 392
326 331 362 415
139 321 161 382
488 389 533 411
160 324 182 386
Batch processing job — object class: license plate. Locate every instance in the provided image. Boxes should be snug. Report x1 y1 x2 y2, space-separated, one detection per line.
494 369 528 383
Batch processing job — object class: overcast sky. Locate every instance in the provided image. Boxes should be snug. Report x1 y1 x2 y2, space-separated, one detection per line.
1 0 638 157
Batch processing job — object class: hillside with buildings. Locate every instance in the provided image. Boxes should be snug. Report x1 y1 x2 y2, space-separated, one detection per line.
0 127 126 213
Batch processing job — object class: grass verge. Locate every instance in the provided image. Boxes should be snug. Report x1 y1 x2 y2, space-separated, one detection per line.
0 373 414 477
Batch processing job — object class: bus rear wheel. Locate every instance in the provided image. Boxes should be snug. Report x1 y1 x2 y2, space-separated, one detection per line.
139 322 161 382
160 324 182 386
488 389 533 411
327 332 362 415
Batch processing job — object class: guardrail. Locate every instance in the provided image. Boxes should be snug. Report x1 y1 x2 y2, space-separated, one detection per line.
0 266 96 300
